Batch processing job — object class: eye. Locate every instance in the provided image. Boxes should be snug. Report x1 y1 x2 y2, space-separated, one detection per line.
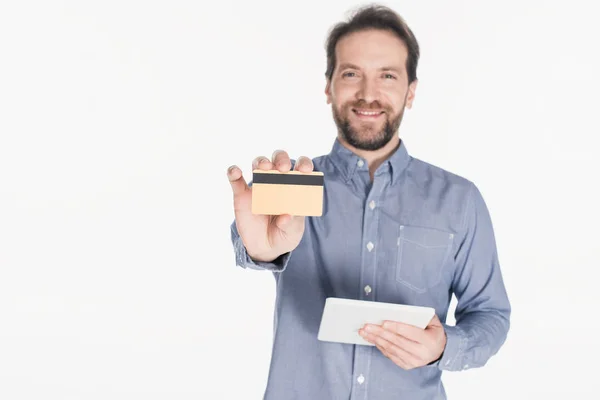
384 73 397 80
342 72 357 78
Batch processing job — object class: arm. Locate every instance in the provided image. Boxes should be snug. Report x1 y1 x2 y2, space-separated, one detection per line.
437 182 511 371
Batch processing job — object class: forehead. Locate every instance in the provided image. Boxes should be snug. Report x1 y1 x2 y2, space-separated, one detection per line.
335 29 408 71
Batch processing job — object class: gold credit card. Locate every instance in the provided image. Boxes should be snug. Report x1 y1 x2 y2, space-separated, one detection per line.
251 170 324 216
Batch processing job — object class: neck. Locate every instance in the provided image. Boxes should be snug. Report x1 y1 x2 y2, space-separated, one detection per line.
337 134 400 180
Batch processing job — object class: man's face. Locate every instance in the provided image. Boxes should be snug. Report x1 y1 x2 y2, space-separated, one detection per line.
325 29 417 151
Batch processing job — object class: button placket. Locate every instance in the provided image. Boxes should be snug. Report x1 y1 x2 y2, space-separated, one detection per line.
353 177 385 397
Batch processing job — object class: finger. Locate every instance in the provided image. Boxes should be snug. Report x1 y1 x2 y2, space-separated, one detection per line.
271 149 292 172
360 328 391 352
274 214 293 230
382 320 427 343
378 345 417 370
227 165 249 197
374 343 396 363
374 343 392 359
387 345 421 369
376 338 421 369
252 156 273 171
293 156 314 173
364 324 423 358
361 329 420 369
275 213 304 232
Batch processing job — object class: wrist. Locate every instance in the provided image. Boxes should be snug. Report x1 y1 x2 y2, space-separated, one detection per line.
248 249 281 263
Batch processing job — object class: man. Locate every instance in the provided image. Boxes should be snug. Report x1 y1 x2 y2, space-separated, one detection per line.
227 4 510 399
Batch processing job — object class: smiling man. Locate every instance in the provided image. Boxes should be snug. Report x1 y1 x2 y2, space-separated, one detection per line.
227 4 511 400
327 26 417 179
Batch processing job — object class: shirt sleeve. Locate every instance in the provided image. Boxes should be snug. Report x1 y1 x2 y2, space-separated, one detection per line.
437 182 511 371
230 218 292 272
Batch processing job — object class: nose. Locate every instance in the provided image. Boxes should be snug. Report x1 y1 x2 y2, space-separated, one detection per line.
357 77 378 104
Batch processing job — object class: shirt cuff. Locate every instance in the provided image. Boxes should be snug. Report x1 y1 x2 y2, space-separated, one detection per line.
437 323 467 371
233 233 291 272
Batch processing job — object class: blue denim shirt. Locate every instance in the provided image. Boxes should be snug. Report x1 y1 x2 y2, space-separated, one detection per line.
230 138 511 400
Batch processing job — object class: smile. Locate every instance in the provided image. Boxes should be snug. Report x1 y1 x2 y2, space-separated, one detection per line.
353 109 384 119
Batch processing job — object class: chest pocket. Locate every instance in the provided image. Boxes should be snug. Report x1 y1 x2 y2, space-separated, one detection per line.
396 225 454 293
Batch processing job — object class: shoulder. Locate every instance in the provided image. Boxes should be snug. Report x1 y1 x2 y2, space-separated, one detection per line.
407 156 475 192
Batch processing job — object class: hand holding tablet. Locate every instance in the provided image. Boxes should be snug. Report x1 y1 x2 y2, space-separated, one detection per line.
318 297 435 346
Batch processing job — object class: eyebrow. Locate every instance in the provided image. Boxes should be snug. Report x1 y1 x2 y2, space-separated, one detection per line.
338 63 402 74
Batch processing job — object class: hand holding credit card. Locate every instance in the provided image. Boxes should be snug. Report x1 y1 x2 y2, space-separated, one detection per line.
226 150 321 263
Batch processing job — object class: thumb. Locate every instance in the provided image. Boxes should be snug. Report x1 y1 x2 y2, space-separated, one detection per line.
227 165 249 197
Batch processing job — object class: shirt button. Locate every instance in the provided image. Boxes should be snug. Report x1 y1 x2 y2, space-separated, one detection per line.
369 200 376 210
357 374 365 384
366 242 374 252
364 285 372 295
357 159 364 167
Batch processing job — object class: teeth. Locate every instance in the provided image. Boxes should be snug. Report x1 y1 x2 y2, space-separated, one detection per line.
356 110 381 116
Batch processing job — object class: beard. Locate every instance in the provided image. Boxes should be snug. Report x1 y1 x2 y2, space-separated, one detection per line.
331 98 405 151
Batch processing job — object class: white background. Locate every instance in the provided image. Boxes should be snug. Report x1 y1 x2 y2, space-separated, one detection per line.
1 0 599 398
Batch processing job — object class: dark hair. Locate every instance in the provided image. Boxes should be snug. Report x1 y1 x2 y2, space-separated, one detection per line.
324 4 420 84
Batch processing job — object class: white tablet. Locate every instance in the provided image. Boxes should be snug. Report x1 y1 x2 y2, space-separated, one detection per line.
317 297 435 346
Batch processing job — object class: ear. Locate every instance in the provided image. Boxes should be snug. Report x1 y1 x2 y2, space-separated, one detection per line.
405 79 418 109
325 80 332 104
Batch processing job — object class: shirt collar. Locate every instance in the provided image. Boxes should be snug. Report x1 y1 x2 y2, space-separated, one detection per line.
328 137 411 186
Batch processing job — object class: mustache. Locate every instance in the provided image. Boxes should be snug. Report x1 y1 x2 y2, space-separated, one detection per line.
345 101 389 111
